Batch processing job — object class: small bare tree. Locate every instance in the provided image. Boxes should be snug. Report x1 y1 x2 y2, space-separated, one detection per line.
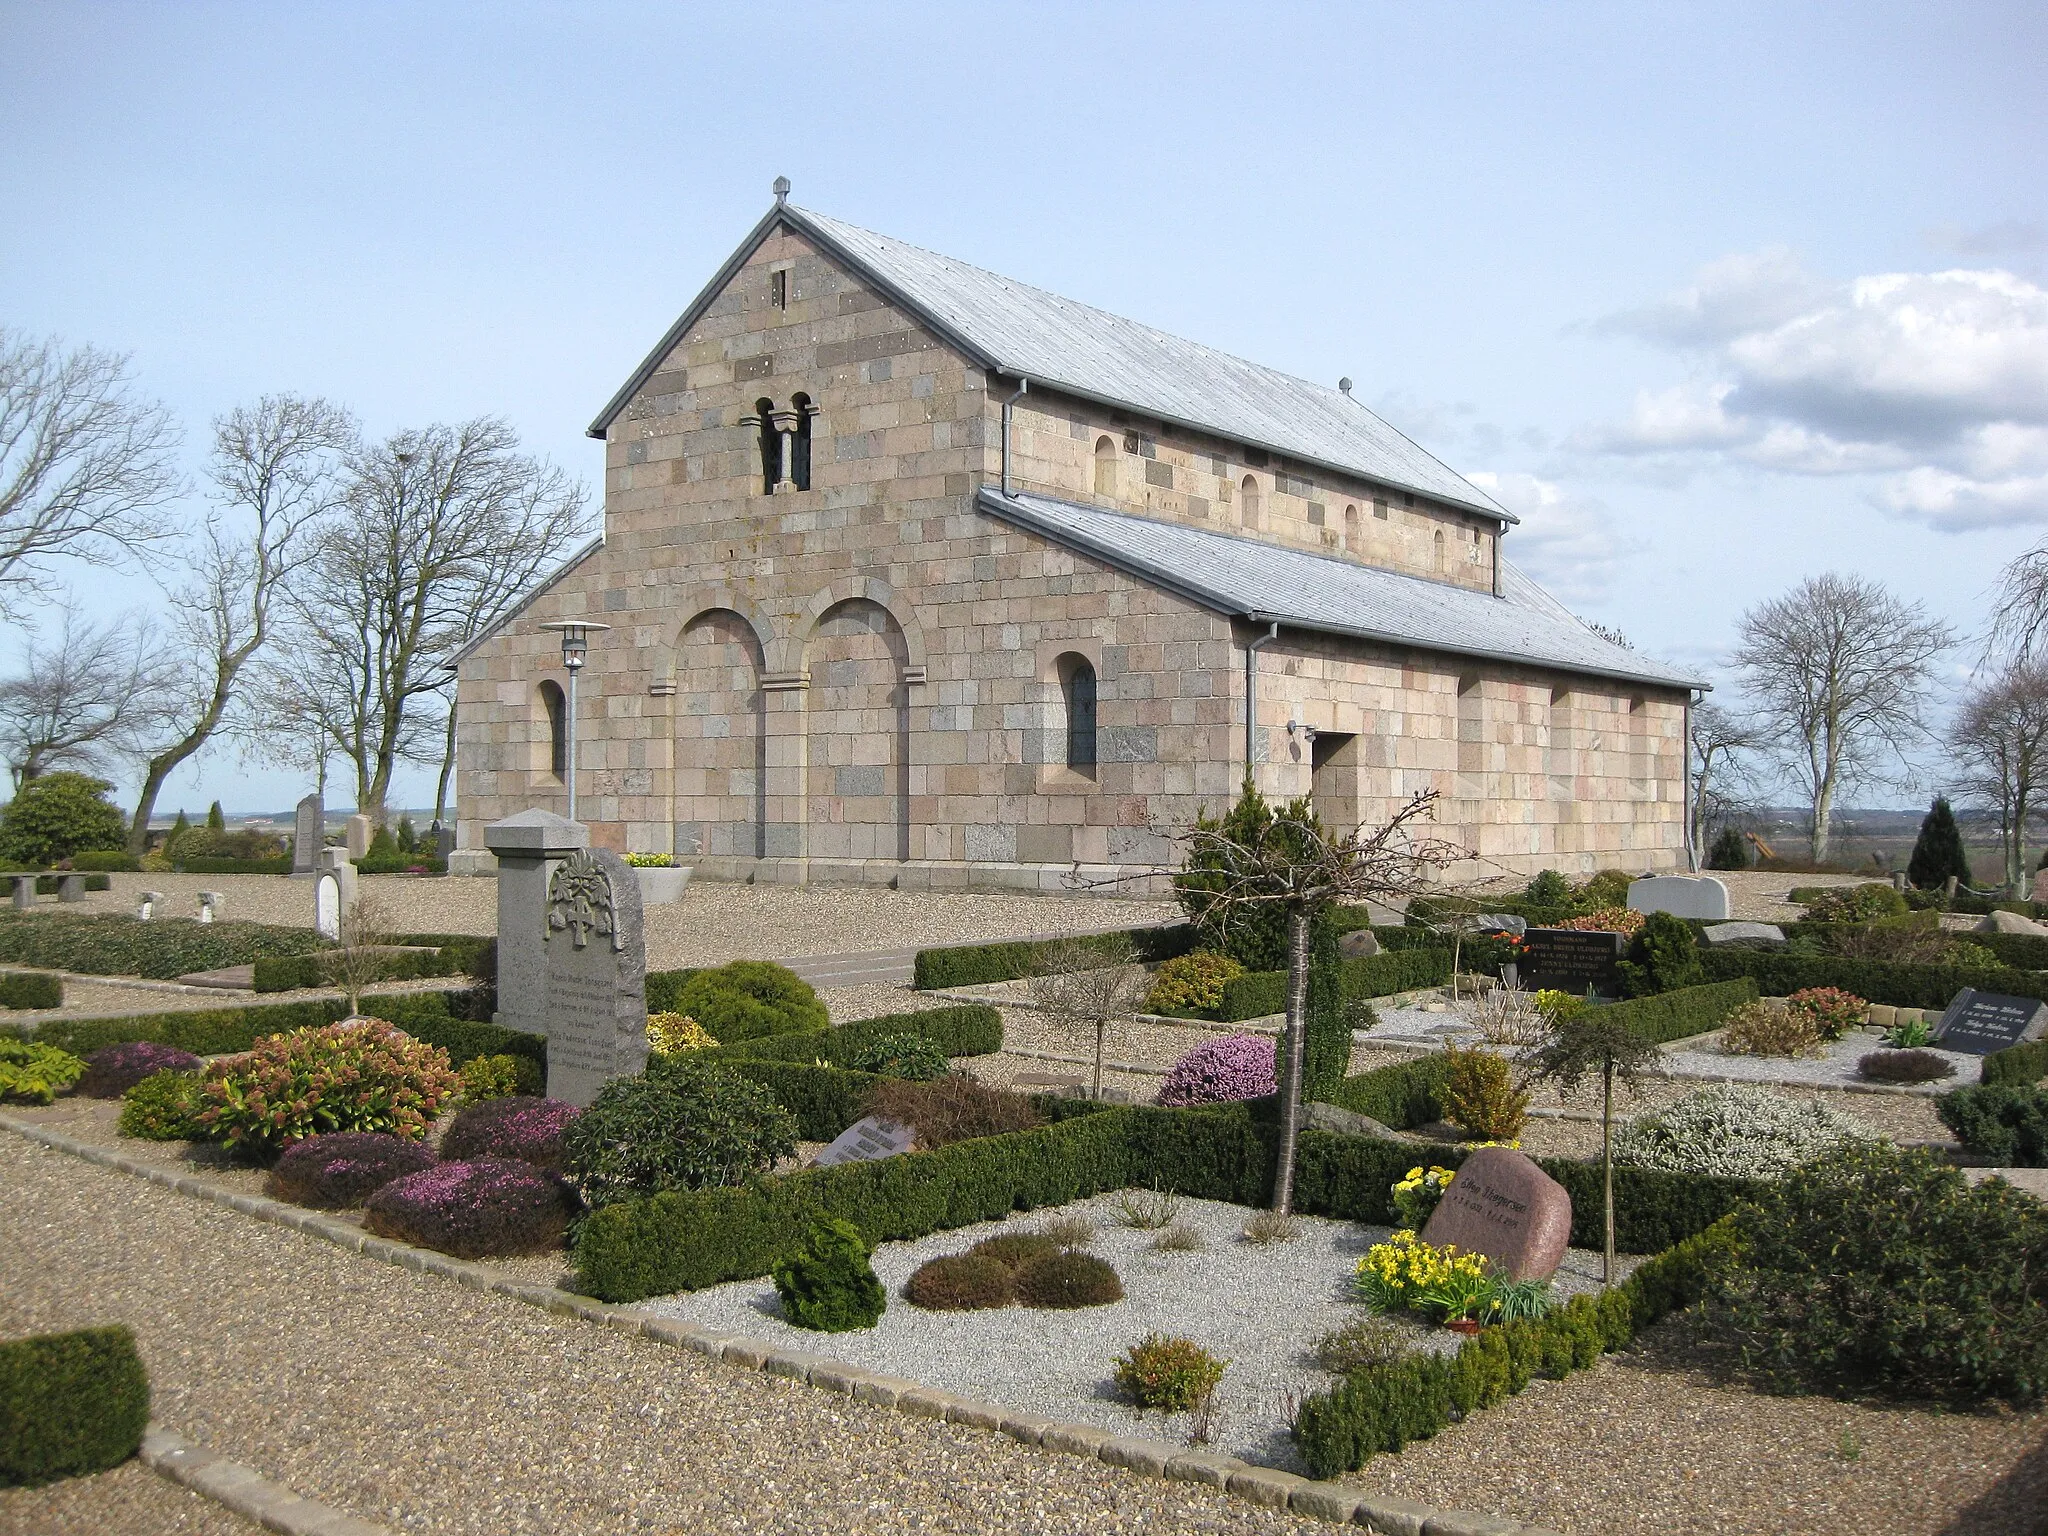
0 604 175 788
1027 933 1148 1100
0 328 181 616
1731 573 1954 863
332 890 393 1017
1952 661 2048 896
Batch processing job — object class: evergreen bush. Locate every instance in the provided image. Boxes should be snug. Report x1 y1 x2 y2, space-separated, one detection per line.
1141 951 1245 1016
1706 827 1749 870
1173 779 1294 971
670 961 826 1042
363 1156 577 1259
0 1326 149 1486
563 1057 798 1207
1616 911 1704 997
1936 1085 2048 1165
0 971 61 1010
1857 1048 1956 1084
1907 797 1972 891
771 1214 886 1330
1436 1045 1527 1139
117 1070 205 1139
1614 1084 1870 1179
457 1051 543 1101
0 773 126 867
846 1032 950 1080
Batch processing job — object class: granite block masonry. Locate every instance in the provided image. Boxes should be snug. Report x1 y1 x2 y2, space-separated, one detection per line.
485 810 588 1045
539 846 649 1106
293 793 323 876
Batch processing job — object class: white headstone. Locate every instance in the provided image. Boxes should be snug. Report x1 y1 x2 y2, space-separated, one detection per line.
1627 875 1731 921
196 890 224 924
313 848 356 942
293 793 323 875
137 891 164 920
345 814 373 862
812 1115 917 1167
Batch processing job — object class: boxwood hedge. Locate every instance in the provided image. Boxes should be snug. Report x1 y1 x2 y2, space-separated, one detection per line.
699 1004 1002 1067
0 911 324 979
0 971 62 1010
1213 948 1454 1021
911 924 1198 990
1984 1039 2048 1088
1698 948 2048 1009
0 1325 150 1486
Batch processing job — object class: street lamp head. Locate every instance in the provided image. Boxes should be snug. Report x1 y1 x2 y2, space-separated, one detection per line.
540 620 612 672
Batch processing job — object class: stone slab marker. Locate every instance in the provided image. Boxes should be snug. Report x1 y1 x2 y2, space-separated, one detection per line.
538 846 648 1106
485 810 588 1048
1420 1147 1573 1282
812 1115 915 1167
1934 987 2048 1055
313 849 356 942
1627 875 1731 921
293 793 323 875
345 814 373 862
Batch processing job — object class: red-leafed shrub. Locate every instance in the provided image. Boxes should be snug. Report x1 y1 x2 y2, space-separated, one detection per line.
76 1041 204 1099
198 1018 458 1158
363 1157 576 1258
265 1131 439 1209
439 1096 580 1171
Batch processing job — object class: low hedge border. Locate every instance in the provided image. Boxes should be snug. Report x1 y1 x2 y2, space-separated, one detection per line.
699 1004 1003 1067
1984 1039 2048 1088
0 1324 150 1486
1698 948 2048 1010
911 924 1198 991
1291 1218 1732 1478
0 911 325 980
0 1112 1531 1533
1598 977 1759 1045
250 939 491 994
0 971 63 1010
1212 948 1455 1022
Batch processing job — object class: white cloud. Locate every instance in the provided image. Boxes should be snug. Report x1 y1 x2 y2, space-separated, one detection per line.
1580 254 2048 530
1466 470 1637 604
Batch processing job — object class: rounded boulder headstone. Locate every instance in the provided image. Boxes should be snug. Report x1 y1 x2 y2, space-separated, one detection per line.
1419 1146 1573 1282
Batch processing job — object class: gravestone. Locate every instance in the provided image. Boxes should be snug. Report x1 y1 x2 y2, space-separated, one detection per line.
345 814 373 862
1337 928 1381 959
811 1114 917 1167
1419 1146 1573 1282
2033 868 2048 904
196 890 224 924
1477 913 1527 936
293 794 323 876
137 891 163 920
9 875 34 910
1519 928 1625 996
1627 874 1731 921
1703 921 1785 948
56 874 85 903
1933 988 2048 1056
538 846 648 1107
485 810 588 1043
313 849 356 942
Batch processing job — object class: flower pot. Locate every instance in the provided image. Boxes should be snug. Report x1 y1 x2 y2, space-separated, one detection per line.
634 866 692 905
1445 1318 1484 1335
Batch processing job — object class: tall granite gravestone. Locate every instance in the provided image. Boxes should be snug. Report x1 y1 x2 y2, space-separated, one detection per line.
485 810 587 1045
538 846 648 1107
345 814 373 861
312 849 356 942
292 794 323 876
1519 928 1625 996
1933 988 2048 1055
1627 874 1730 921
1419 1146 1573 1282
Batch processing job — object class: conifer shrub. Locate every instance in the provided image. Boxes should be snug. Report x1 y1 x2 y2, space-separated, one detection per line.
0 1326 149 1487
364 1156 576 1259
1013 1250 1123 1308
117 1070 205 1140
859 1075 1044 1148
905 1253 1014 1310
1523 869 1573 906
75 1041 202 1099
1142 952 1246 1017
1616 911 1705 997
1706 827 1749 870
1936 1085 2048 1166
669 961 826 1043
1907 797 1972 891
0 1038 85 1104
266 1131 439 1209
772 1215 886 1331
1113 1333 1227 1412
439 1095 581 1171
0 971 61 1010
1436 1045 1528 1140
197 1019 457 1157
1157 1033 1277 1106
846 1031 950 1081
564 1058 797 1206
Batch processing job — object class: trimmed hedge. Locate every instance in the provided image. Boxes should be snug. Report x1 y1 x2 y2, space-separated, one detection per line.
1324 1053 1452 1129
26 873 111 894
1291 1219 1732 1477
1698 948 2048 1009
69 850 141 872
250 938 490 993
0 911 324 979
1958 930 2048 972
176 856 293 875
0 1325 150 1486
722 1059 883 1141
1213 948 1455 1022
911 924 1198 990
643 967 700 1014
1985 1039 2048 1088
0 971 62 1010
701 1005 1002 1067
1598 978 1759 1045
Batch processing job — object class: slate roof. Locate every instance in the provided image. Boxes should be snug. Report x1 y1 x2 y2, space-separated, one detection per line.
977 487 1702 691
589 201 1514 525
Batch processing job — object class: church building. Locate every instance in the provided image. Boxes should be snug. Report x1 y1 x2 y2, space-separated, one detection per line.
454 183 1701 889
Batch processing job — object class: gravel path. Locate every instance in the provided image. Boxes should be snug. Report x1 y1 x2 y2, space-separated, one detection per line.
2 1134 1335 1536
0 1458 267 1535
1662 1029 1982 1093
638 1194 1629 1473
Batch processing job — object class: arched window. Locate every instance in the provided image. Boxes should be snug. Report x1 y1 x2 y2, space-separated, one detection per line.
1093 435 1117 498
1059 654 1097 771
791 393 813 491
1241 475 1262 530
539 680 567 780
1343 504 1359 549
1432 529 1446 571
755 398 778 495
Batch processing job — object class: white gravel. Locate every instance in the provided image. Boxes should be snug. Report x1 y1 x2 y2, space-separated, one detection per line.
1661 1029 1983 1094
634 1192 1631 1474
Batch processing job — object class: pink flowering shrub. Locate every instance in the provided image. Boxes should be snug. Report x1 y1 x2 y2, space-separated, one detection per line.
438 1096 580 1171
197 1018 457 1158
76 1041 202 1099
1157 1033 1277 1106
265 1131 438 1209
363 1156 576 1258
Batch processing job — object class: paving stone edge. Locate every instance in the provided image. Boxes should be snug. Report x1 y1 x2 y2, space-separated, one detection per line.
0 1113 1561 1536
139 1423 395 1536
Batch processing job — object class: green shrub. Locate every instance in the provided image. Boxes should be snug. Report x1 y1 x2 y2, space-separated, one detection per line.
1705 1143 2048 1404
250 942 476 993
1616 911 1705 997
0 911 324 980
1436 1045 1528 1140
1598 978 1758 1045
117 1070 205 1139
1802 883 1910 923
1142 951 1245 1016
911 925 1197 990
669 961 826 1042
1907 796 1972 891
199 1019 459 1156
68 850 140 872
905 1253 1013 1310
1961 930 2048 971
1214 946 1453 1022
1706 827 1750 870
1325 1052 1453 1129
1524 870 1573 906
460 1052 544 1101
0 1326 150 1486
1114 1333 1227 1411
1936 1085 2048 1165
564 1056 798 1208
0 1037 85 1103
1697 947 2048 1010
1315 1315 1412 1375
702 1004 1002 1068
1984 1039 2048 1088
846 1032 950 1080
1013 1249 1123 1308
772 1215 886 1331
1615 1084 1872 1179
0 772 127 868
0 971 61 1010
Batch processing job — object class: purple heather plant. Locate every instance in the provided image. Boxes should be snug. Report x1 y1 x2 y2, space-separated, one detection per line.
76 1041 204 1099
265 1131 439 1209
437 1096 580 1171
362 1156 576 1258
1157 1033 1278 1107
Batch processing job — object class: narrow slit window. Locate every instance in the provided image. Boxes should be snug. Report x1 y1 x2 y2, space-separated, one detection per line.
1061 655 1097 770
769 269 788 308
756 398 778 494
791 393 813 491
1241 475 1262 530
1093 436 1117 497
539 681 567 780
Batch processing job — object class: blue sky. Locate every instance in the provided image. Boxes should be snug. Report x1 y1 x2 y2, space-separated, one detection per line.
3 1 2044 813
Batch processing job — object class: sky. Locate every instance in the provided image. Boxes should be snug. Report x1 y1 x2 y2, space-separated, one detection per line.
2 1 2044 816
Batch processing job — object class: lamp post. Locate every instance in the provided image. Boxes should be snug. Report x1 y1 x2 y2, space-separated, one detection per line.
539 621 610 822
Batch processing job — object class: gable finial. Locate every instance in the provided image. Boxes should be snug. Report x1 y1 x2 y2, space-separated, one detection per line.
1338 377 1353 396
773 175 791 205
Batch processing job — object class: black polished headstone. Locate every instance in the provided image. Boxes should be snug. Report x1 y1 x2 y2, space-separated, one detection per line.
1519 927 1626 997
1933 988 2048 1056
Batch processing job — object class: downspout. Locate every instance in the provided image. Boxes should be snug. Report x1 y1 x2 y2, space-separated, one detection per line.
1684 688 1700 872
999 377 1029 497
1244 619 1280 781
1492 520 1504 598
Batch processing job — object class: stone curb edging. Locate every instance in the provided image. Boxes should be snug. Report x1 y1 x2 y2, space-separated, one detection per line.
139 1423 395 1536
0 1114 1559 1536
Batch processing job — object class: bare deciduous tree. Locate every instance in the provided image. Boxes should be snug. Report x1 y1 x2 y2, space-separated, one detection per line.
1688 699 1763 861
1731 573 1954 864
272 418 590 826
1027 933 1147 1101
0 604 175 788
332 889 394 1017
126 395 354 851
1952 661 2048 897
0 328 181 614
